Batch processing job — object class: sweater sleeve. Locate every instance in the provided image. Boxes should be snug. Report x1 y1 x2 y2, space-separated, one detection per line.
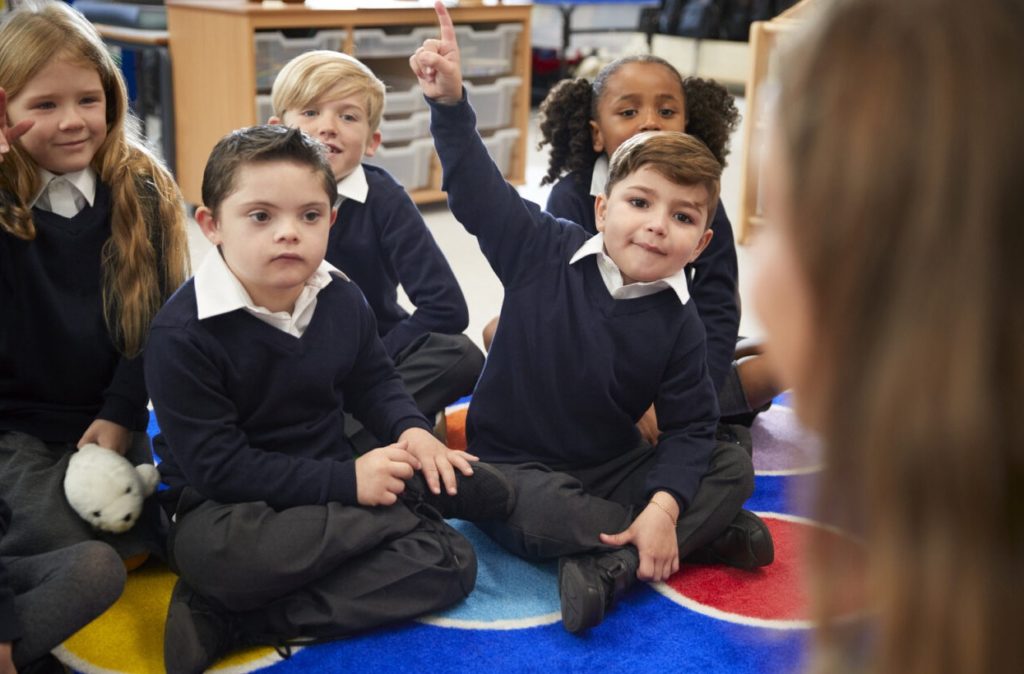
429 93 564 290
688 202 740 393
0 498 23 643
646 314 720 508
97 354 148 432
145 325 360 509
373 181 470 358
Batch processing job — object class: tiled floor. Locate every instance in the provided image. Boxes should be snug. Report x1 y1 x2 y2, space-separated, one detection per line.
185 98 762 349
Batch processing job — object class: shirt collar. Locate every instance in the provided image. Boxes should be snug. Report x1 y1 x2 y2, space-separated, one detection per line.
194 247 348 320
589 155 609 198
30 167 98 208
336 163 368 204
569 232 691 304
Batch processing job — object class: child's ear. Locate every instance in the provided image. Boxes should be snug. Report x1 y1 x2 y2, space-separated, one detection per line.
195 206 222 246
363 130 383 158
590 120 605 154
594 193 608 233
329 207 339 227
688 227 714 263
268 115 282 125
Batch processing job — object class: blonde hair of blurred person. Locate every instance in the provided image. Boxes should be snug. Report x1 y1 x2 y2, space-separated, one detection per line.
753 0 1024 672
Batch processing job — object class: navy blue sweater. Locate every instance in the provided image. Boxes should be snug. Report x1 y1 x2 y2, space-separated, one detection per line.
0 497 22 643
547 165 740 393
0 184 149 442
145 276 432 510
331 165 469 359
432 96 718 507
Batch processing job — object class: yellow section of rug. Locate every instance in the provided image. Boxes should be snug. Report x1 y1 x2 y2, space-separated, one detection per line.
55 561 285 674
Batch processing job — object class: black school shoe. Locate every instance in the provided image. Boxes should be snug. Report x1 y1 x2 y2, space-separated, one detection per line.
686 509 775 570
165 579 252 674
403 461 516 521
558 547 640 634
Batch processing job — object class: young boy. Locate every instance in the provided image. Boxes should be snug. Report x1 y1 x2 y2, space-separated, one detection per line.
409 3 772 633
144 125 514 674
268 50 484 453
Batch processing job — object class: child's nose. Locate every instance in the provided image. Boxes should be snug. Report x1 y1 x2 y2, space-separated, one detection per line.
275 219 301 241
58 107 85 131
638 109 662 131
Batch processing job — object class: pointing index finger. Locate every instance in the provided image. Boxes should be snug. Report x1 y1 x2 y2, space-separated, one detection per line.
434 0 457 47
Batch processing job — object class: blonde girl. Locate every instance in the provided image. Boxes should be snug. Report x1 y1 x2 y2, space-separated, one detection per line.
754 0 1024 671
0 0 188 563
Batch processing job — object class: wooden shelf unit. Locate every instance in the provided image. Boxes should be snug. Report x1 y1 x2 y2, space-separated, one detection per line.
165 0 532 206
736 0 817 244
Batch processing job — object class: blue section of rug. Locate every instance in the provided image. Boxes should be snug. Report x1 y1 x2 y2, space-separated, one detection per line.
139 400 813 674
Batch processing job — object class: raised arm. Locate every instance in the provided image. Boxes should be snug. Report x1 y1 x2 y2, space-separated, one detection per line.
408 2 463 105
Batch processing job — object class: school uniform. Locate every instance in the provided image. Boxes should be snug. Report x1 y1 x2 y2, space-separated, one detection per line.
429 94 752 562
331 165 484 453
0 170 161 559
547 160 753 418
145 251 475 640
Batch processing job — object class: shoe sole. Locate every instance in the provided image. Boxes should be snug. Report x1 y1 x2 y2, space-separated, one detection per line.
558 558 605 634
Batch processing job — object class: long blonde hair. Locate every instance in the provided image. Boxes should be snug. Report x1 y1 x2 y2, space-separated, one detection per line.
0 0 188 356
775 0 1024 672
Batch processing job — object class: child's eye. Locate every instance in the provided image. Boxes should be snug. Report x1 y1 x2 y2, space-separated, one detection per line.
302 210 323 222
629 197 648 208
34 101 56 110
619 109 637 119
81 96 101 105
674 212 694 224
659 108 678 118
249 211 271 223
300 110 318 118
341 113 359 123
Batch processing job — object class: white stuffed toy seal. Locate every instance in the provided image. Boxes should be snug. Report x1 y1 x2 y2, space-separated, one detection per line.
63 443 160 534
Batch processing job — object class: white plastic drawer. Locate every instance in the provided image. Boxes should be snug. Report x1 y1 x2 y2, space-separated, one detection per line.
379 110 430 144
481 127 521 178
254 29 346 91
464 76 522 131
364 137 435 191
456 23 522 78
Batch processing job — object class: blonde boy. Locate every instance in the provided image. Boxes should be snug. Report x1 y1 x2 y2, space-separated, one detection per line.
270 51 483 453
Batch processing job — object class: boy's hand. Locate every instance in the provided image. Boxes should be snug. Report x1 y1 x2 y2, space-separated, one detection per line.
0 88 34 163
399 426 476 496
600 492 680 582
77 419 131 456
409 1 463 104
0 641 15 674
636 405 660 446
355 442 420 506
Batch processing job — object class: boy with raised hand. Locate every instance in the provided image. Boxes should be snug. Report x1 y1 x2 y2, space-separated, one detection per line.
409 2 772 634
145 125 514 674
268 50 483 453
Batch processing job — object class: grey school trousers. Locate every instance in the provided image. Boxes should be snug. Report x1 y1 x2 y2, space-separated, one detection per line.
167 488 476 641
4 541 126 668
476 438 754 561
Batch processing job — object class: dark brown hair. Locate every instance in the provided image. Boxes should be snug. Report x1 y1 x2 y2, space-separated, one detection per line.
606 131 721 228
201 125 337 215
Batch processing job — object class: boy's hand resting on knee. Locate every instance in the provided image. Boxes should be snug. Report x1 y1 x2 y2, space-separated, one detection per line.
409 1 463 104
355 442 420 506
600 491 680 582
399 427 478 497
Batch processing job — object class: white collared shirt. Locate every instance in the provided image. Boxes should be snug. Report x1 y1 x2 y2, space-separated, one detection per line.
31 167 97 218
336 164 369 205
589 155 610 198
569 232 691 304
194 248 348 337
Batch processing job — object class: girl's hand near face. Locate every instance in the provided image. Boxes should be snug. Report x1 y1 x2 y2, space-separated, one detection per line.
0 88 34 161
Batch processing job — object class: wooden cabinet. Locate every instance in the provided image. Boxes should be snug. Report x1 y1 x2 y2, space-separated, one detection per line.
736 0 816 243
165 0 532 206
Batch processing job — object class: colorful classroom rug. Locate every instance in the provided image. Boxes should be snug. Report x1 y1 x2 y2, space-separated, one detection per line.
57 400 837 674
